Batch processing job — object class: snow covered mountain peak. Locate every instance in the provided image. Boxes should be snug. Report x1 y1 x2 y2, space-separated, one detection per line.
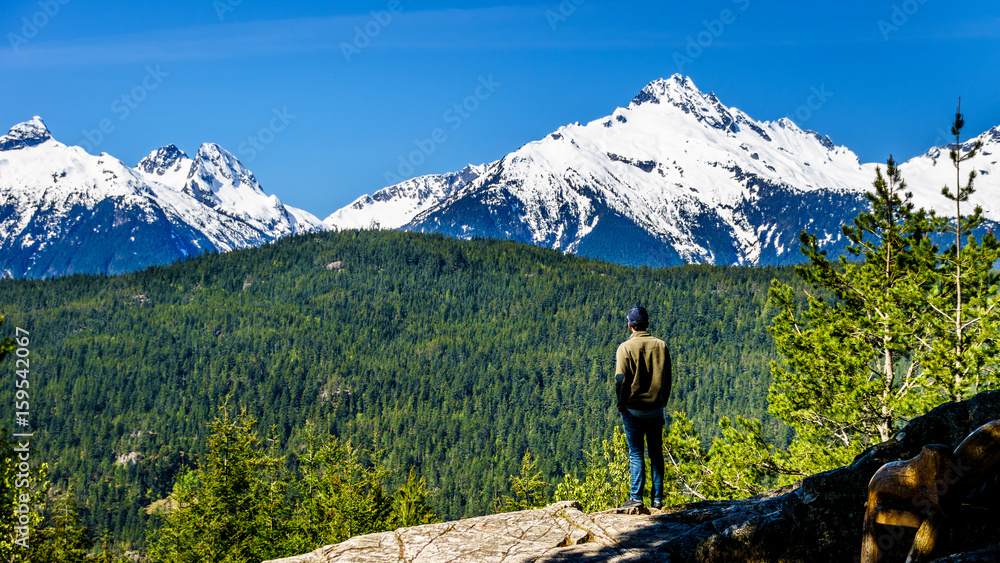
0 116 53 151
898 125 1000 217
630 74 700 107
196 144 262 192
180 143 267 209
137 144 189 176
974 124 1000 147
0 117 322 278
623 75 770 141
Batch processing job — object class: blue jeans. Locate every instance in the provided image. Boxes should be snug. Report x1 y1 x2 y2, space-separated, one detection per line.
621 410 664 504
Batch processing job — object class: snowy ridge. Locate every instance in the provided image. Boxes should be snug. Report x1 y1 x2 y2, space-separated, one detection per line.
0 117 322 278
401 75 878 266
325 74 997 267
323 164 487 231
899 125 1000 216
3 74 998 277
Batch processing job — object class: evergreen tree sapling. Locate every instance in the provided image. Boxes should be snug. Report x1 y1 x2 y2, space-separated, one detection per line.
286 424 394 551
390 468 438 528
496 452 551 512
551 427 630 513
922 101 1000 400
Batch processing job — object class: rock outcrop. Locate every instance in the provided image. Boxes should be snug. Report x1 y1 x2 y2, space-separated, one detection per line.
266 391 1000 562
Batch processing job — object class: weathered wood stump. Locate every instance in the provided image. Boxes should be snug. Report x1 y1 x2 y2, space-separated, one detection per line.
860 420 1000 563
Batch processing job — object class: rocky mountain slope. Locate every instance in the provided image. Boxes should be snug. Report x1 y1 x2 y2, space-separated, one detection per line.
326 75 1000 268
0 117 322 278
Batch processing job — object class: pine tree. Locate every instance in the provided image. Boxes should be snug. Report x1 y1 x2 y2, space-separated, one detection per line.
390 468 438 528
659 412 805 504
285 425 393 552
496 452 550 512
769 156 937 455
147 406 290 563
551 427 630 512
24 487 93 563
922 102 1000 400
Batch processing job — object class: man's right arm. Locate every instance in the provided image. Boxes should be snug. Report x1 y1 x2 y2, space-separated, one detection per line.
615 345 629 410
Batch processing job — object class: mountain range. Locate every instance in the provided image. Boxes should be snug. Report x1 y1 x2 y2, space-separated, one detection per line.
2 75 997 277
0 117 321 278
328 75 999 267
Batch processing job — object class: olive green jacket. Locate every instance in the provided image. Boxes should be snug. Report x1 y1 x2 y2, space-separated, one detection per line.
615 330 671 412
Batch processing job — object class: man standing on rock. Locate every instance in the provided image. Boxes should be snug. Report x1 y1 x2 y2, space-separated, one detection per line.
615 306 670 510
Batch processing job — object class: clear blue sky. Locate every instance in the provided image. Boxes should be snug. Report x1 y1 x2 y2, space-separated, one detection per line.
2 0 998 218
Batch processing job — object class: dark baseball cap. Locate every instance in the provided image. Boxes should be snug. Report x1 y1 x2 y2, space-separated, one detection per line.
627 306 648 325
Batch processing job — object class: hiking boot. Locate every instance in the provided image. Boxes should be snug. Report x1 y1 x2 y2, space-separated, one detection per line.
651 500 663 509
619 498 643 510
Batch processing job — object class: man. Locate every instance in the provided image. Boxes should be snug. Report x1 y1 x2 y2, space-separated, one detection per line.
615 306 671 510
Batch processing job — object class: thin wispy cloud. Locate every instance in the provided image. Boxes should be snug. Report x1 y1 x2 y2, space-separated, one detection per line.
934 16 1000 39
0 5 680 68
18 3 986 69
3 16 363 67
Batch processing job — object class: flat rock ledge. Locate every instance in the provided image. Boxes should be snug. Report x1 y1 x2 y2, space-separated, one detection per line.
266 391 1000 562
262 500 697 563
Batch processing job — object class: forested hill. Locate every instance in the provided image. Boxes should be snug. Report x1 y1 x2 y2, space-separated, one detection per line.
0 229 800 546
